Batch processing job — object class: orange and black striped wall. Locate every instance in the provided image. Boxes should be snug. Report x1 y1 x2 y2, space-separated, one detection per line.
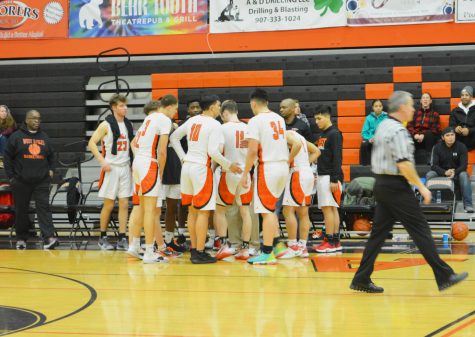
150 66 475 181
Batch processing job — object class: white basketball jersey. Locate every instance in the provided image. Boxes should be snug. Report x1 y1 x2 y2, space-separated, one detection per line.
134 112 171 160
219 122 248 171
290 132 310 169
174 115 221 166
246 112 289 164
102 122 130 166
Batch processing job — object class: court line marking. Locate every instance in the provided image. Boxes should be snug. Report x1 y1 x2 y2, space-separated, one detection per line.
441 318 475 337
425 310 475 337
0 306 46 336
0 267 97 336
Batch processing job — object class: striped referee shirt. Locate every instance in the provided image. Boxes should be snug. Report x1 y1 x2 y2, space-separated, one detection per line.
371 116 415 175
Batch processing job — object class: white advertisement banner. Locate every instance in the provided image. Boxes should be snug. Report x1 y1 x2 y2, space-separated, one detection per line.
210 0 346 34
456 0 475 23
346 0 454 26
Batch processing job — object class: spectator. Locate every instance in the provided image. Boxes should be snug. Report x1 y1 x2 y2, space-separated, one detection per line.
449 86 475 150
407 93 440 164
3 110 58 249
360 100 387 165
0 105 17 167
280 98 313 141
294 100 310 127
426 127 474 213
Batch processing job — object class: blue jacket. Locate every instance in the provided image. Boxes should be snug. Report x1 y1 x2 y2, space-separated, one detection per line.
361 111 388 141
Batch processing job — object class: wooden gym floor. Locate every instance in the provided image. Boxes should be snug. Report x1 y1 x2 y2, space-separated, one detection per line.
0 236 474 337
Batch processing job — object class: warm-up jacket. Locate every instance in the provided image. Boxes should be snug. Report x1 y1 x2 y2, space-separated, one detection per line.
431 140 468 177
3 126 56 183
449 101 475 134
361 111 388 141
316 125 343 183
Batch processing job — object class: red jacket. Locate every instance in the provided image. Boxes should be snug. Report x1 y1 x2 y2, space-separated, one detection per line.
407 108 440 136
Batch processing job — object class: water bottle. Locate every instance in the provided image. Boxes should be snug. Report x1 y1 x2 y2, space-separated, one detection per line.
436 190 442 203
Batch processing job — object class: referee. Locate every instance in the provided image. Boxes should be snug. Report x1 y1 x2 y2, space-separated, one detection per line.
350 91 468 293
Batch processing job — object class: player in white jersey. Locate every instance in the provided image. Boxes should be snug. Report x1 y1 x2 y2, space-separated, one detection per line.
279 131 320 259
127 96 177 263
241 89 300 265
170 95 242 264
210 100 253 260
88 94 134 251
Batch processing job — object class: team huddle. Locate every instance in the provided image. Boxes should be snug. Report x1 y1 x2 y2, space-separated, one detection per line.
89 89 343 265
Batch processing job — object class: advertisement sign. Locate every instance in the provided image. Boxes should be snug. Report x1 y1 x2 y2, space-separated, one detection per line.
346 0 454 26
69 0 208 38
456 0 475 23
210 0 346 34
0 0 68 39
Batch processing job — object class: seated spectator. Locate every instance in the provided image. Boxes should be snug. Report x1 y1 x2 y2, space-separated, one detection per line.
449 86 475 150
0 105 17 166
294 99 310 127
426 127 474 213
360 99 387 165
407 93 440 164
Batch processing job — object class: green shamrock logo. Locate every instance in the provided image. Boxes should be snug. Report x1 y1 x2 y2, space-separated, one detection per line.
314 0 344 16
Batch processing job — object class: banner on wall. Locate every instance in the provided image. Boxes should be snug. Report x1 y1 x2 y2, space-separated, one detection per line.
347 0 454 26
456 0 475 23
209 0 346 34
0 0 68 39
69 0 208 38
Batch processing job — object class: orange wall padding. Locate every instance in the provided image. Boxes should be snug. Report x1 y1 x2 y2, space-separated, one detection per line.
342 149 360 165
342 133 362 149
365 83 394 99
440 115 450 129
338 117 366 133
2 22 475 59
421 82 451 98
337 100 366 117
393 66 422 83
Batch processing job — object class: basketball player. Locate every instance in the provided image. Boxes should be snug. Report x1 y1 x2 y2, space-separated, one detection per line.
313 105 344 253
278 131 320 259
128 95 178 263
170 95 242 264
88 94 134 251
211 100 253 260
241 89 295 265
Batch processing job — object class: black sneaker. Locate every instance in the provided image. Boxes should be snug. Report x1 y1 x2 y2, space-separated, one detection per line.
350 280 384 293
166 240 186 253
177 233 187 245
44 237 59 250
190 250 217 264
438 272 469 291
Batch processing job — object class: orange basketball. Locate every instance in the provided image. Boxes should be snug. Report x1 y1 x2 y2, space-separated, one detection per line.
353 218 372 236
452 222 469 241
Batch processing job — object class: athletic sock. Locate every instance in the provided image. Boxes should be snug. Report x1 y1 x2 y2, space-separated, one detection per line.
145 244 154 256
164 231 174 244
178 227 186 235
157 243 166 251
263 245 273 254
209 229 216 240
288 239 297 247
242 241 249 249
219 237 228 245
100 231 107 238
131 237 140 250
273 237 280 246
299 239 307 247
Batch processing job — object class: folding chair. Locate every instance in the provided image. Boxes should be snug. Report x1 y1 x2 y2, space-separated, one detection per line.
423 177 455 237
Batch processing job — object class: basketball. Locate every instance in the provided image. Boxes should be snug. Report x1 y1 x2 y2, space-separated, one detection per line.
452 222 469 241
353 218 372 236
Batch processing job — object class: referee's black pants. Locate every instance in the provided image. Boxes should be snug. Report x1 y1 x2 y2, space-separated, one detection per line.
12 177 55 241
353 175 454 287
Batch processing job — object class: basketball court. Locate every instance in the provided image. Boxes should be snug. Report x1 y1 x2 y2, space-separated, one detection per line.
0 235 473 337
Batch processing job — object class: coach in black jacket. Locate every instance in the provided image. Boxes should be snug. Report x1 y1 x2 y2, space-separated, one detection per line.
4 110 58 249
449 86 475 150
426 127 474 213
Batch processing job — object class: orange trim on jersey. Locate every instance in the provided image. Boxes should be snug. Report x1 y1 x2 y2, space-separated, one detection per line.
141 161 158 195
257 163 277 212
132 184 140 205
98 169 105 190
193 166 214 209
332 184 342 206
218 172 235 206
304 195 311 206
240 180 253 205
181 193 192 206
151 135 159 160
289 171 305 206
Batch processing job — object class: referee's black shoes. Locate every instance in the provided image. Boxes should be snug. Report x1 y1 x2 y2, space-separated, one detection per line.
350 280 384 293
438 272 469 291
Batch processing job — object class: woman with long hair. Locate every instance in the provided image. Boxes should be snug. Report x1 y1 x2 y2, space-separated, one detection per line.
0 105 17 163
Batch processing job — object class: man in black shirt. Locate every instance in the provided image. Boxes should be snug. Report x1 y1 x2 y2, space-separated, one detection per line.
313 105 343 253
4 110 58 250
280 98 313 141
426 127 474 213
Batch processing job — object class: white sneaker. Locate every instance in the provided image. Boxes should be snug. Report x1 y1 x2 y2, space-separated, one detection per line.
205 237 214 250
16 240 26 250
43 237 59 250
215 245 235 260
248 247 257 256
143 252 168 264
127 247 142 259
235 248 250 260
278 244 302 259
299 244 309 258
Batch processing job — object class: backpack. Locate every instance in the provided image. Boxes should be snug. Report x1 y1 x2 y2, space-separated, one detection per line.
65 177 81 224
0 183 15 229
343 177 376 206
